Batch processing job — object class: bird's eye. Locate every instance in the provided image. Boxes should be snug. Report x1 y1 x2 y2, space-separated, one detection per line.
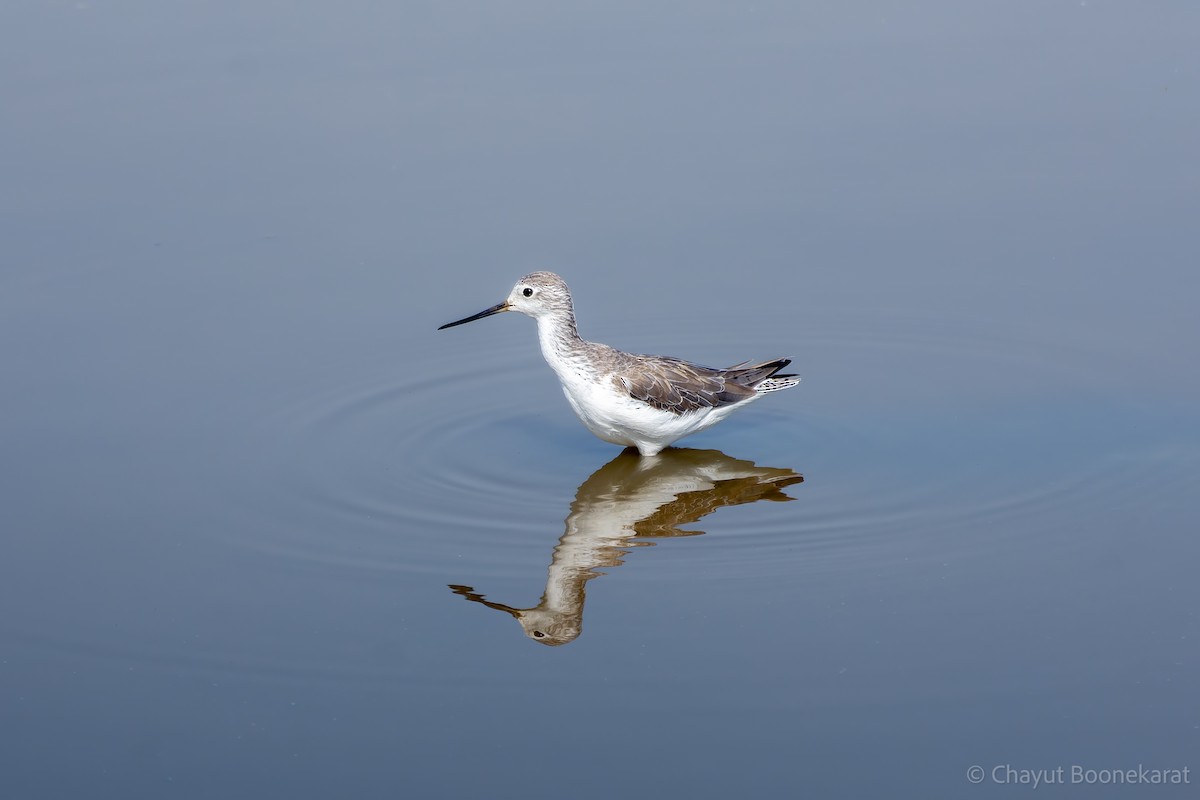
532 630 545 638
523 287 533 297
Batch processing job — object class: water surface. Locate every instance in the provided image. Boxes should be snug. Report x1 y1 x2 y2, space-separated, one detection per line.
2 3 1197 798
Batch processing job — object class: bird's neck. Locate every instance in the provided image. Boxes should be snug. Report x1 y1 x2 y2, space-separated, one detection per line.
535 310 585 374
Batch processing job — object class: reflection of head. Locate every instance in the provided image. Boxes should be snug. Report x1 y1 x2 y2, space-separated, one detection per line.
514 608 580 647
449 585 582 646
450 447 803 646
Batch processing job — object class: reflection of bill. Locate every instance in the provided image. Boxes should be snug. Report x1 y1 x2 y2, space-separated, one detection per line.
450 448 803 646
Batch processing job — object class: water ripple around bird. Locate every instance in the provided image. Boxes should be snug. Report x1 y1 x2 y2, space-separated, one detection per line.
213 310 1197 590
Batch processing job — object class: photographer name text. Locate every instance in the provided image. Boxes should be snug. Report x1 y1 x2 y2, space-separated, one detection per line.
967 763 1190 787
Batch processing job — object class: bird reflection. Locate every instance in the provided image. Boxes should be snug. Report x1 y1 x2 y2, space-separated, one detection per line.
449 447 803 646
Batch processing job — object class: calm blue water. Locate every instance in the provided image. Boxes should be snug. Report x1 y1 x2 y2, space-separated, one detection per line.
2 3 1197 798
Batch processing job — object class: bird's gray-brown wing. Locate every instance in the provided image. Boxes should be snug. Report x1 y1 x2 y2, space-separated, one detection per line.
615 357 757 415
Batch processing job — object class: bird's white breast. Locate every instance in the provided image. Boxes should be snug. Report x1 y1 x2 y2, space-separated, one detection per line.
534 315 754 453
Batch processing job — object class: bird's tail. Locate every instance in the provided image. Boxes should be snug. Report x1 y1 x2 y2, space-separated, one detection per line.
726 358 801 393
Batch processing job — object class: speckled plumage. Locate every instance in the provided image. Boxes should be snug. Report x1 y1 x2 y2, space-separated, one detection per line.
438 271 800 456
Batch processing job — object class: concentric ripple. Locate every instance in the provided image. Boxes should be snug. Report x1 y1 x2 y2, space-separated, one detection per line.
215 309 1200 587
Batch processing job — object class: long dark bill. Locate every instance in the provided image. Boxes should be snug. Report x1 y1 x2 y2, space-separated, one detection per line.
437 301 510 330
